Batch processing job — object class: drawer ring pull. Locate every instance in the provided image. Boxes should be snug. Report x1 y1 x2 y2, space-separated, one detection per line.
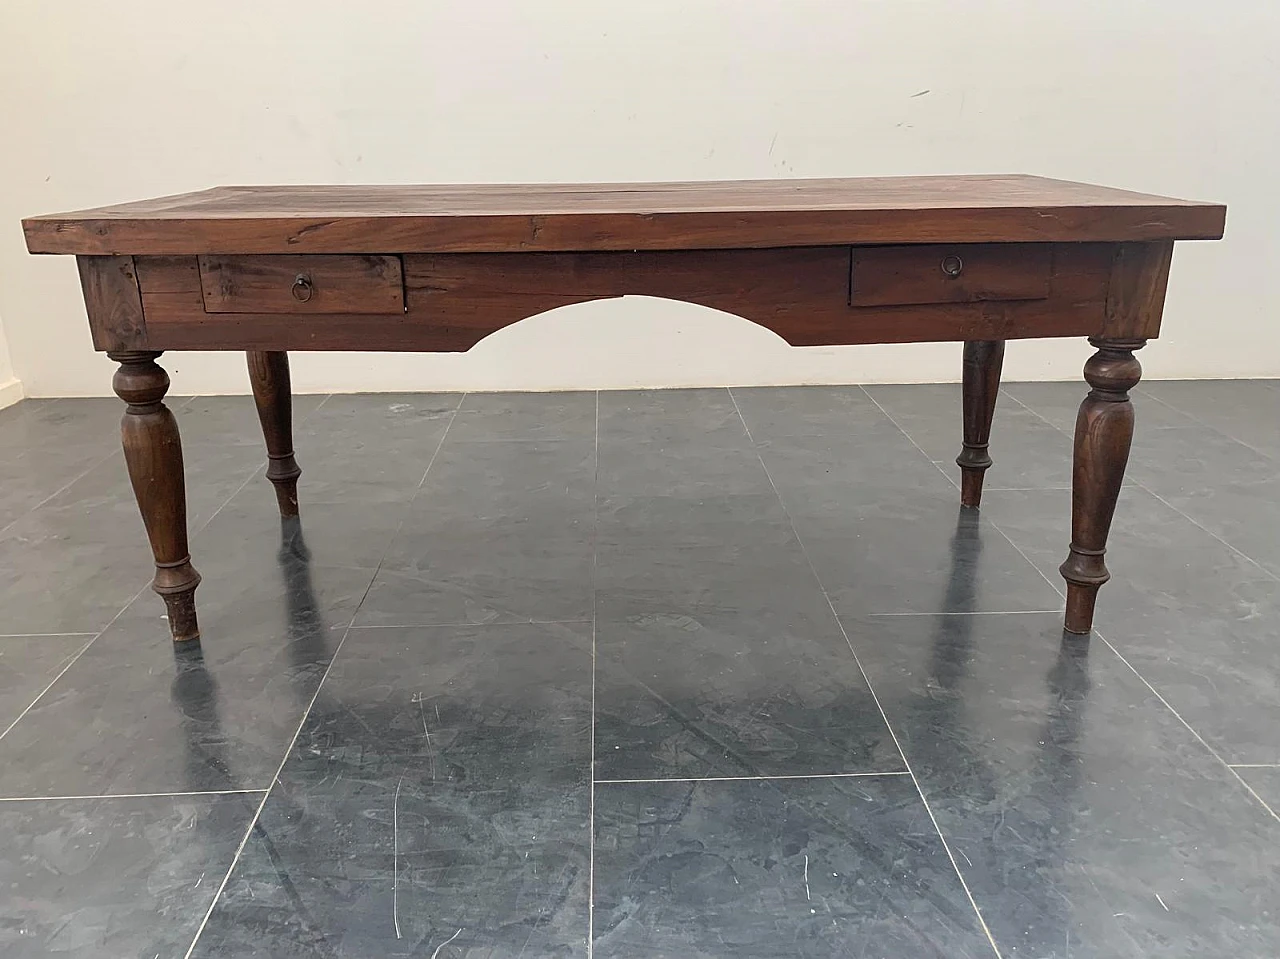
940 254 964 278
291 274 314 302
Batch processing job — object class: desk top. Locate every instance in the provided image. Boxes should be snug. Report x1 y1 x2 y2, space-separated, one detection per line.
24 174 1225 256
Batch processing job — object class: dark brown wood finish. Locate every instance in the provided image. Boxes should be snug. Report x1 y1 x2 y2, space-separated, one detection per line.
77 256 147 350
1059 338 1145 633
22 177 1224 640
201 254 405 314
247 350 302 516
851 244 1051 307
133 255 201 292
128 243 1116 352
957 340 1006 509
25 176 1225 256
1105 241 1176 338
108 350 201 643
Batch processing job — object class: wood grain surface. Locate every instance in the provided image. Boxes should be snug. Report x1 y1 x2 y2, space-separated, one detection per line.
199 254 404 314
39 178 1221 646
1104 241 1176 339
77 255 147 350
25 175 1226 255
851 243 1052 307
128 243 1117 351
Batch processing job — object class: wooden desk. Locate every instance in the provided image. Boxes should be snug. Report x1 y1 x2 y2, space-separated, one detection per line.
23 176 1226 643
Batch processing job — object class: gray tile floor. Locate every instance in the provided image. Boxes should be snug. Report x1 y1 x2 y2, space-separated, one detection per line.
0 380 1277 957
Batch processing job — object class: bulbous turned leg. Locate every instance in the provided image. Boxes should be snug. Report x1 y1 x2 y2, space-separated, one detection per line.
109 350 201 643
247 351 302 516
957 340 1005 508
1060 337 1145 634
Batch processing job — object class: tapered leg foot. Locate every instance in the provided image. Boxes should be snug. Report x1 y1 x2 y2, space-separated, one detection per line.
1059 338 1145 634
110 351 201 643
267 461 301 517
247 351 302 517
1063 583 1099 635
161 589 200 644
957 340 1005 508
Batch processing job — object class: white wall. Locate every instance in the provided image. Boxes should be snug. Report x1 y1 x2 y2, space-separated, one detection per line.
0 1 1275 397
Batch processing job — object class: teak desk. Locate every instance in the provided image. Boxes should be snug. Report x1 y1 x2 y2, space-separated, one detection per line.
23 176 1226 643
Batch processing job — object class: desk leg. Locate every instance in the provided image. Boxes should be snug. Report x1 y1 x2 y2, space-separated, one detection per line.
1060 337 1145 634
109 351 201 643
247 351 302 517
957 339 1005 508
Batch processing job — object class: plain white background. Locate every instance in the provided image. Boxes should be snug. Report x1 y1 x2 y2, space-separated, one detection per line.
0 1 1275 400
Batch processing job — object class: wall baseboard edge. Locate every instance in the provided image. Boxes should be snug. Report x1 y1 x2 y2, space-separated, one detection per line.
0 378 25 410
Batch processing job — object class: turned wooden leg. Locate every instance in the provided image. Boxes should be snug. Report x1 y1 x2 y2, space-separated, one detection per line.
247 351 302 516
1059 337 1144 634
109 351 201 643
957 340 1005 508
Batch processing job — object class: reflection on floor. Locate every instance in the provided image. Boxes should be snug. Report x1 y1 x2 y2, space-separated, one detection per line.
0 379 1278 957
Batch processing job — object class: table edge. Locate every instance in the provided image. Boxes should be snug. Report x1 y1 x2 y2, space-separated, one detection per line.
23 204 1227 256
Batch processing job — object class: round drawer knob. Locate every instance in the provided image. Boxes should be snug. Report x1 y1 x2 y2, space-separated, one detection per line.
940 254 964 278
291 274 314 302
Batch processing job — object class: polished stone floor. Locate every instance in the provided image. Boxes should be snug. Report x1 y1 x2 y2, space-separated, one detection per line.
0 379 1278 957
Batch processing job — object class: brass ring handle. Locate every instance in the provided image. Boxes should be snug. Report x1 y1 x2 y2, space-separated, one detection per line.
940 254 964 278
291 274 314 302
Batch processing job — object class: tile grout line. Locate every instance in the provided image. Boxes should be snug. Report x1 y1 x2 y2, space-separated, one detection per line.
181 619 357 959
920 391 1077 602
860 383 961 493
981 488 1280 825
0 444 121 539
858 387 1068 607
0 789 266 803
0 631 113 742
391 394 469 526
327 391 469 632
993 389 1065 430
981 487 1071 492
192 462 266 539
0 632 98 639
858 386 966 494
1094 630 1280 825
597 771 913 785
816 605 1003 957
182 393 468 959
729 386 1004 959
0 393 201 541
588 389 599 959
25 386 1274 945
869 610 1061 617
1131 482 1280 586
0 434 267 746
348 619 595 632
997 390 1280 820
182 498 437 953
1001 390 1280 586
1136 386 1280 467
981 513 1068 605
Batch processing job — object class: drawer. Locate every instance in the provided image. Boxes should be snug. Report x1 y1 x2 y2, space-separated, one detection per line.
198 254 404 314
851 244 1051 307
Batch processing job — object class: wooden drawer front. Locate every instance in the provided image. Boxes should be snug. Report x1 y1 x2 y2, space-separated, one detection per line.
131 244 1115 352
851 244 1051 307
198 254 404 314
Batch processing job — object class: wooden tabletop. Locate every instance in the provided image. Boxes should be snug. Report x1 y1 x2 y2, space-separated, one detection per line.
24 174 1225 256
